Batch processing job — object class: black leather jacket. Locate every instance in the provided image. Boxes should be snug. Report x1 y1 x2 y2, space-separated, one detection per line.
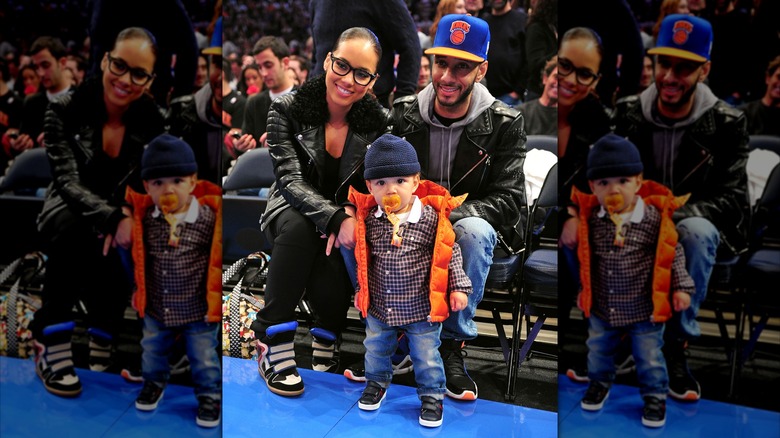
612 95 750 256
261 76 390 234
391 94 526 252
37 79 165 238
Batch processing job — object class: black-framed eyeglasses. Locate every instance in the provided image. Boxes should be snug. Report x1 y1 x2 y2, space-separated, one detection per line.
558 57 600 86
106 54 155 86
329 54 377 86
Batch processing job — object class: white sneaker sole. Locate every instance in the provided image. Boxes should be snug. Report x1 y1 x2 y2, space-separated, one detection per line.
642 416 666 428
196 416 221 428
419 416 443 427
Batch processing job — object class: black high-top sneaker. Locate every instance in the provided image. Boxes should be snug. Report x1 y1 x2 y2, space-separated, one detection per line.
310 327 338 373
87 328 113 372
665 340 701 401
256 321 304 396
439 339 478 400
33 321 82 397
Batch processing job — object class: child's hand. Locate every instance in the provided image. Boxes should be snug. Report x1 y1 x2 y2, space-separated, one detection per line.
576 292 585 312
450 292 468 312
354 293 361 312
673 292 691 312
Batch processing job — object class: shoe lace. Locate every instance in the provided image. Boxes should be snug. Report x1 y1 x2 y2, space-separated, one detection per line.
442 348 467 374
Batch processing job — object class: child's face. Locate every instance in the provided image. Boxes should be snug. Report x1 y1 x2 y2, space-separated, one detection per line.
588 174 642 214
143 174 197 215
366 174 420 214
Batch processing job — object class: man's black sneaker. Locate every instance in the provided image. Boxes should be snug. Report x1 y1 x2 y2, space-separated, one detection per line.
196 396 221 428
580 381 610 411
135 381 165 411
358 380 387 411
440 339 477 400
343 354 414 382
566 366 589 383
256 321 304 396
665 341 701 401
419 396 443 427
642 396 666 427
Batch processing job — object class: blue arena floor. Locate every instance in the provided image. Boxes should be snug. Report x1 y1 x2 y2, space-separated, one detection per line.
558 374 780 437
0 356 219 437
223 356 557 438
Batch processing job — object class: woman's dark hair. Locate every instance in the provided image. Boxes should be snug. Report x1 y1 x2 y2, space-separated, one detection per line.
332 27 382 68
528 0 558 29
112 27 159 60
237 63 260 95
561 27 604 64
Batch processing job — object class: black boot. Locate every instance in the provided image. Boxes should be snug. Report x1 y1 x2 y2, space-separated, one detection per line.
664 339 700 401
255 321 304 396
439 339 478 400
34 321 82 397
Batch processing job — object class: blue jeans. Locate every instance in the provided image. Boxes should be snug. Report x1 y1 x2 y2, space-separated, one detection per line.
342 217 496 341
587 315 668 398
668 217 719 341
141 316 221 398
364 314 445 400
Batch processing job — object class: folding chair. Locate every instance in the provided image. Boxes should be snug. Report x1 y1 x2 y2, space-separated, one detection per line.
505 163 558 401
525 135 558 155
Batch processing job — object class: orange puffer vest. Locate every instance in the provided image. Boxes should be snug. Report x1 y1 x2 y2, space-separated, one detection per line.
349 180 467 323
572 180 689 323
125 180 223 322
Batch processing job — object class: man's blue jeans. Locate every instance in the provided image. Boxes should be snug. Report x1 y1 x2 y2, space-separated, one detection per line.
342 217 496 342
141 316 221 398
587 315 668 398
364 315 445 399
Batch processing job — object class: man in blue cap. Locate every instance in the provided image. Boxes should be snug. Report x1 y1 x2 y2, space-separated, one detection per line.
610 14 750 402
344 14 526 402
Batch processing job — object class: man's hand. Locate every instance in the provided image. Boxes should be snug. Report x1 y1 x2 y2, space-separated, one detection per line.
450 292 468 312
9 133 34 152
234 133 257 152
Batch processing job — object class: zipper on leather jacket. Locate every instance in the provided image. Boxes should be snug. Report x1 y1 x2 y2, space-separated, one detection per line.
451 151 489 192
678 150 712 187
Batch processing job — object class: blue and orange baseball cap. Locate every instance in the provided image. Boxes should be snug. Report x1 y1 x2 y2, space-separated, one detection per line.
648 14 713 63
425 14 490 63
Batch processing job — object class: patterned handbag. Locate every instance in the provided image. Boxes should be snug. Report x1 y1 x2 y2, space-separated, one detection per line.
0 252 45 358
222 252 269 359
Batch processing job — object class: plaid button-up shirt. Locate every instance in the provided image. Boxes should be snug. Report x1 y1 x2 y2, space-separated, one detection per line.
367 197 471 326
144 198 215 327
590 197 694 327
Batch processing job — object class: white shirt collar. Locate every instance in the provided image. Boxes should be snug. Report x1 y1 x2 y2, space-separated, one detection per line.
151 196 200 223
373 196 422 223
597 195 645 223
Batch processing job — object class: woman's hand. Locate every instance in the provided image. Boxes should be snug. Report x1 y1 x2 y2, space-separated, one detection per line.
560 216 580 249
103 216 134 256
325 216 357 256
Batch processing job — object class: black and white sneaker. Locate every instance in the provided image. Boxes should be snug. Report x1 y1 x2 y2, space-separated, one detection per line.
580 381 610 411
135 381 165 411
196 396 221 428
34 322 81 397
358 381 387 411
310 328 338 373
642 396 666 427
419 396 443 427
87 328 113 372
256 321 304 396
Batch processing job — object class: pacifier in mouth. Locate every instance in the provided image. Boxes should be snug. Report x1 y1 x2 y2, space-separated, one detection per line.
160 193 179 214
382 194 401 214
605 193 624 214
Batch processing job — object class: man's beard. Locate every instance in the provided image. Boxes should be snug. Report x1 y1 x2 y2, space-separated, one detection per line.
437 80 475 110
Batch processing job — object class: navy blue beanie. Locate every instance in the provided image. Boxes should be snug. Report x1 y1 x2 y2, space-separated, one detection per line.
141 134 198 180
364 134 421 180
586 134 643 180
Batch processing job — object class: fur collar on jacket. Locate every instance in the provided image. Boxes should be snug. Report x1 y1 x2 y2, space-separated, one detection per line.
289 74 387 134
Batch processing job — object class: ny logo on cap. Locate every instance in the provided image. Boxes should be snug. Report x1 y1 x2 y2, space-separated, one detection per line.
449 20 471 46
672 20 694 45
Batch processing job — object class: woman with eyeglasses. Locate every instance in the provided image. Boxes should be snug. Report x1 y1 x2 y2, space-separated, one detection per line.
31 27 165 397
249 27 389 397
557 27 614 382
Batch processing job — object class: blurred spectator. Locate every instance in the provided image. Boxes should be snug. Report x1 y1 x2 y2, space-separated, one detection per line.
517 55 557 136
638 51 654 93
222 58 246 134
484 0 528 107
65 54 87 86
559 0 644 107
194 54 209 90
288 54 311 85
17 64 41 96
708 0 752 105
417 55 431 93
524 0 558 101
739 55 780 136
465 0 488 18
0 58 23 174
309 0 422 108
286 68 300 87
2 52 20 92
237 63 261 97
12 36 73 153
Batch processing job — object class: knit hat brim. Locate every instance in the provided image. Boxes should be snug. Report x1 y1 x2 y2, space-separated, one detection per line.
141 163 198 180
364 162 421 180
586 162 643 180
